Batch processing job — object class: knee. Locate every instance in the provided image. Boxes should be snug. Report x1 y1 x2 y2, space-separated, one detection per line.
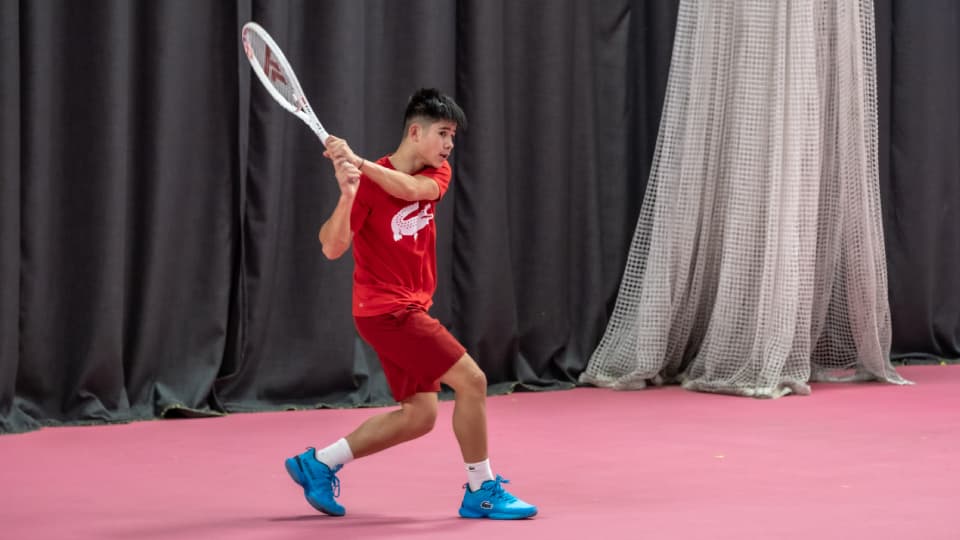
459 364 487 398
441 355 488 399
403 403 438 437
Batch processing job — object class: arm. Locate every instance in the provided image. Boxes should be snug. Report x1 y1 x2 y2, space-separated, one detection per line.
357 160 439 202
318 161 361 260
324 135 439 202
318 194 354 260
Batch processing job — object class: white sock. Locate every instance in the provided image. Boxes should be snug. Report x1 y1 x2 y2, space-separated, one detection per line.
314 438 354 469
465 459 495 491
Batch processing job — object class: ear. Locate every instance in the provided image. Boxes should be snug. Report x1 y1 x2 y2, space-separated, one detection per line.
408 122 422 142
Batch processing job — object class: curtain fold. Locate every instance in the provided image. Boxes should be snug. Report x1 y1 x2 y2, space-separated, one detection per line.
882 0 960 360
0 0 25 433
3 0 239 431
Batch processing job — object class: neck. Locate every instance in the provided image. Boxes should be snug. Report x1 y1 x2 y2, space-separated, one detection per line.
388 140 425 174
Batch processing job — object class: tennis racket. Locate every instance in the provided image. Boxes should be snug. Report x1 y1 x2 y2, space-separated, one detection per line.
241 21 329 146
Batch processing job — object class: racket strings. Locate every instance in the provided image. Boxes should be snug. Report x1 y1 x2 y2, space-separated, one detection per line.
244 30 300 109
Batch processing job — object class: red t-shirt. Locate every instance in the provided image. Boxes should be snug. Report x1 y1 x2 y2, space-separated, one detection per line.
350 156 452 316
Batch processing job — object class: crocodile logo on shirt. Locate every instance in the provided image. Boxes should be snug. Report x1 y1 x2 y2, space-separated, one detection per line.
391 202 434 241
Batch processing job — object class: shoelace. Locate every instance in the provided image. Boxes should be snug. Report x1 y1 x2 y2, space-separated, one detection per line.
483 475 517 502
303 456 342 498
328 472 341 498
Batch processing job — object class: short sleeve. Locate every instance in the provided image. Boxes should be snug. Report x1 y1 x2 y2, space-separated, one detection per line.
422 161 452 201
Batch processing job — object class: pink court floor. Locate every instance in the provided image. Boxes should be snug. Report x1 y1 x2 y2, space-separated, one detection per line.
1 365 958 540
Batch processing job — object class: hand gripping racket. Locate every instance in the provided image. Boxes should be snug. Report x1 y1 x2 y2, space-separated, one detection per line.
241 22 329 146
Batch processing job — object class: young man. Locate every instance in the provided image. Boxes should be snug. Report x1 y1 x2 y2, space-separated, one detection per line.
285 88 537 520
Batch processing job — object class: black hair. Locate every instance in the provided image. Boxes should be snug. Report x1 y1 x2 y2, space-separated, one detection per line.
402 88 467 135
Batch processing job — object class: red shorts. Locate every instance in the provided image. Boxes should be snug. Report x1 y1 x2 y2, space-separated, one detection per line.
354 306 466 402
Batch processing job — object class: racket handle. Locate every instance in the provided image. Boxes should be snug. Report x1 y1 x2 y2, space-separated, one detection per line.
316 127 329 147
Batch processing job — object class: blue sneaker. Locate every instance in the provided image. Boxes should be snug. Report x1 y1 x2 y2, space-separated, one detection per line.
459 475 537 519
284 448 345 516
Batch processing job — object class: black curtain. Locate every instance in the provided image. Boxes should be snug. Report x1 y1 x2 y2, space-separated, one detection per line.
1 0 957 434
1 0 22 431
875 0 960 361
1 0 240 432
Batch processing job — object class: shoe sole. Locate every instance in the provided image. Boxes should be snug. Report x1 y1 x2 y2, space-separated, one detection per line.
458 506 538 520
284 457 346 517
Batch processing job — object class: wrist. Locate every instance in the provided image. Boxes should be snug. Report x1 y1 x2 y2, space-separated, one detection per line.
355 157 365 170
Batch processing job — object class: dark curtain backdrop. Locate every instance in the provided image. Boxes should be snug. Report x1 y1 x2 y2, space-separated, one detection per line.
1 0 957 434
875 0 960 361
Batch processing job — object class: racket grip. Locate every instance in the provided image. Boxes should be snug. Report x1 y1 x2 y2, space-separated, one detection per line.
316 128 329 147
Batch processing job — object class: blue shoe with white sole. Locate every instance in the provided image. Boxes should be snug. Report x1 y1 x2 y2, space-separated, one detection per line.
459 475 537 519
284 448 345 516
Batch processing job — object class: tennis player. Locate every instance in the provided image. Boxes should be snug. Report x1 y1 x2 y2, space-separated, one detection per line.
284 88 537 520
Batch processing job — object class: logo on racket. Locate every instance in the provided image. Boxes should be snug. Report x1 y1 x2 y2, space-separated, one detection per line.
264 46 287 84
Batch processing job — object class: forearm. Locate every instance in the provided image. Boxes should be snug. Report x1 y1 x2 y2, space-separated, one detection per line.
358 160 439 202
318 195 355 260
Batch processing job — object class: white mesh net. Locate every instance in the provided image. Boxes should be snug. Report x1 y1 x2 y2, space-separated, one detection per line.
580 0 910 397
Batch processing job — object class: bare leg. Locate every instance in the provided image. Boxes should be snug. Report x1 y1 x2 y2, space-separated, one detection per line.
345 392 438 458
439 354 488 463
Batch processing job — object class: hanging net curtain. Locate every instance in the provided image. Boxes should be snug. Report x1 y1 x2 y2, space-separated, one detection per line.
580 0 910 397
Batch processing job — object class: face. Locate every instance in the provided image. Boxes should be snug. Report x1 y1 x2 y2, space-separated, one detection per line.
415 120 457 168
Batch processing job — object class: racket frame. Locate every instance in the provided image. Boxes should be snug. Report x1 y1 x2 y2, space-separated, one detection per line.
241 21 329 146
